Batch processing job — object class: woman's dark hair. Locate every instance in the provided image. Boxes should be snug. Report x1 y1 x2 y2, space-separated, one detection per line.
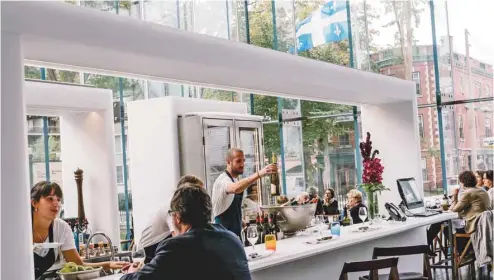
31 181 63 212
485 170 493 182
325 188 335 199
170 184 211 228
476 170 485 178
458 171 477 188
246 184 257 195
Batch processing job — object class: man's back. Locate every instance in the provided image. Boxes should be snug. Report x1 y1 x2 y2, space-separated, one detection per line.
121 224 251 280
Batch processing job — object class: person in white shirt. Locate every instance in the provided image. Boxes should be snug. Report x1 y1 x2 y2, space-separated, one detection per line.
212 148 277 238
31 182 127 279
139 175 204 263
242 184 260 222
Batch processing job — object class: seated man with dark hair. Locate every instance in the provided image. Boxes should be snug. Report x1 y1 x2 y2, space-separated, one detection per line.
122 184 251 280
138 175 204 264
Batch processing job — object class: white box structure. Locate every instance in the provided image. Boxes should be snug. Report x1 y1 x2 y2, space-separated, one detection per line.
24 81 121 247
2 2 418 280
127 96 247 246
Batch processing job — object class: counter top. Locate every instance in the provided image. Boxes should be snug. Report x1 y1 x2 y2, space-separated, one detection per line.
247 212 458 272
95 212 458 279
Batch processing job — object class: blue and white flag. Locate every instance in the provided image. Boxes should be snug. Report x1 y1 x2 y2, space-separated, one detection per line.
295 1 349 52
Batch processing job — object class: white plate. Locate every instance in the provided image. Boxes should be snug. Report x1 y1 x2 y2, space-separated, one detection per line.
33 242 62 250
305 235 338 245
246 250 274 261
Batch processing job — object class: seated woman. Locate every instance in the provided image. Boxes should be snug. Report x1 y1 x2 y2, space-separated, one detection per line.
451 171 491 234
475 170 486 190
483 170 493 208
346 189 368 224
31 181 126 279
322 188 339 215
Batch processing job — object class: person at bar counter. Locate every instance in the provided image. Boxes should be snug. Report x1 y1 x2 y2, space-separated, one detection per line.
484 170 493 208
121 184 251 280
138 175 204 264
242 184 260 223
212 148 277 238
306 186 324 215
475 170 486 190
345 189 368 224
451 171 491 233
31 181 127 279
322 188 339 215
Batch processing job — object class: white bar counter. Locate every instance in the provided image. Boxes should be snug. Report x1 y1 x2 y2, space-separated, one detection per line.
97 212 457 280
248 212 457 280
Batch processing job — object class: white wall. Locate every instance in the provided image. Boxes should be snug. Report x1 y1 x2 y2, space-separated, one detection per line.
24 81 120 245
60 111 120 245
128 96 247 246
361 98 423 213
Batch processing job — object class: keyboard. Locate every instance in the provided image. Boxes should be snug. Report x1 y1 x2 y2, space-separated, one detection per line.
414 211 440 217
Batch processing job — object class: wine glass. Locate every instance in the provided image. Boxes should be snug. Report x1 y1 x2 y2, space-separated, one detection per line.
246 225 258 253
359 207 368 227
121 256 131 264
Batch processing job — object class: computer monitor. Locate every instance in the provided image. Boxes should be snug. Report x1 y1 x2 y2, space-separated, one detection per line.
397 178 424 212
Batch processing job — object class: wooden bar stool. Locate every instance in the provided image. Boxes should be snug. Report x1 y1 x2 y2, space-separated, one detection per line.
361 245 432 280
339 257 400 280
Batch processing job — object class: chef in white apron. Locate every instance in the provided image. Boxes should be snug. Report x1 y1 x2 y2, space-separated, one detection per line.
212 148 276 238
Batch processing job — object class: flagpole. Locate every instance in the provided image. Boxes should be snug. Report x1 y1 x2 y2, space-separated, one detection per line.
345 0 362 185
244 0 255 114
271 0 288 197
292 0 298 56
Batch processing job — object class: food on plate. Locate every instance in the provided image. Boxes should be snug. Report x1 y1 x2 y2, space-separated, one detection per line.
58 262 95 273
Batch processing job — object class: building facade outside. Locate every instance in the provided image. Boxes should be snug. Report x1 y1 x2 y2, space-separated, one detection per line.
371 42 493 194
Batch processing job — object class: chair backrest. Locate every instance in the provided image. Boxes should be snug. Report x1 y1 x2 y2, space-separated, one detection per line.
339 257 400 280
372 245 432 280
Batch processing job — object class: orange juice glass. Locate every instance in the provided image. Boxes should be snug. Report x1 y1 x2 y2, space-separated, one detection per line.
265 234 276 251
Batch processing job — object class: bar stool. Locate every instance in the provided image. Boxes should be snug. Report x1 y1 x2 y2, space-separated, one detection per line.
361 245 432 280
339 257 400 280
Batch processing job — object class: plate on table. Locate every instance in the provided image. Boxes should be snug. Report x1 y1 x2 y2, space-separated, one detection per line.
351 225 381 233
305 235 338 245
246 250 274 261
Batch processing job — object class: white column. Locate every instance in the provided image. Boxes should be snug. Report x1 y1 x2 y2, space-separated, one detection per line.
59 111 120 245
1 32 35 280
361 99 423 213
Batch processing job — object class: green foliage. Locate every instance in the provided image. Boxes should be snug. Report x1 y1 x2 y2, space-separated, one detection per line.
25 66 41 80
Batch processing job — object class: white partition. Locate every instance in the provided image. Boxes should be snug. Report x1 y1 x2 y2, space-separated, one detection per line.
24 81 120 246
127 96 247 247
361 98 423 213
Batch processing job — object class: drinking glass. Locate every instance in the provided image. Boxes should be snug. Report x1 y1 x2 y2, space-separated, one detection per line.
246 225 259 253
359 207 368 227
264 234 276 251
316 215 326 237
111 256 120 262
330 222 340 236
121 256 131 263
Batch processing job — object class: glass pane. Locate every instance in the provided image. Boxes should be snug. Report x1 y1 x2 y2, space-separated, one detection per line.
45 69 80 84
418 106 442 197
25 66 41 79
442 101 494 193
204 126 231 194
238 128 258 178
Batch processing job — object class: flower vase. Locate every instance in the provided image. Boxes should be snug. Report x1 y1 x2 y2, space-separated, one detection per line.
366 191 379 221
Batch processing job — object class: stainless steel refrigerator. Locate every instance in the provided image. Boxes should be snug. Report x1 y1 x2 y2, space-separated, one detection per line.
178 112 270 205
